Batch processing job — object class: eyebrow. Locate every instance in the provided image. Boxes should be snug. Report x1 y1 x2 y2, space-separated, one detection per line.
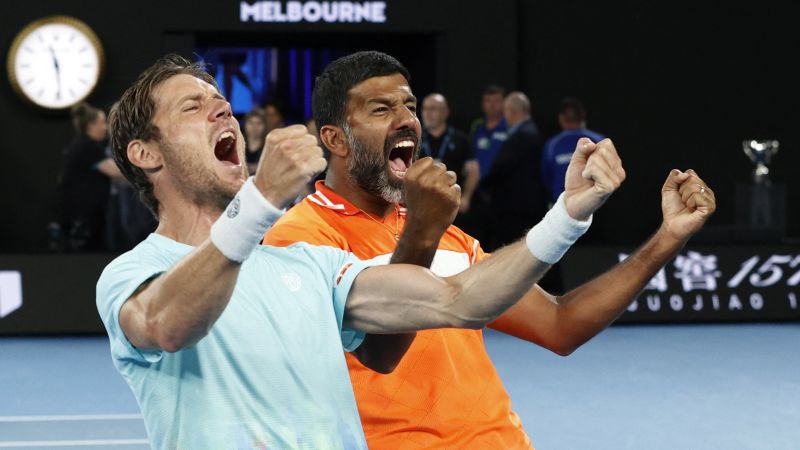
367 94 418 106
175 92 226 108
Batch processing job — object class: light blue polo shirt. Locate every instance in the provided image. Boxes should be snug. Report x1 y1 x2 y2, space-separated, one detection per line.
96 233 371 450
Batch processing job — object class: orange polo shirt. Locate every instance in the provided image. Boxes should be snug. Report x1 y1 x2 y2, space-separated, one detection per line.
264 181 533 450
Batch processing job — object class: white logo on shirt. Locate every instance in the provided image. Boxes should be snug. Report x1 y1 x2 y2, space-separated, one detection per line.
282 272 302 292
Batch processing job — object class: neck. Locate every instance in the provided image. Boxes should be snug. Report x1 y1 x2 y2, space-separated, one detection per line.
153 191 224 247
247 139 264 153
509 115 530 127
427 124 447 138
325 169 396 218
485 114 502 129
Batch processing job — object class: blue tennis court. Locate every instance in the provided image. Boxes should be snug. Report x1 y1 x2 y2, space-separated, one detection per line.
1 323 797 449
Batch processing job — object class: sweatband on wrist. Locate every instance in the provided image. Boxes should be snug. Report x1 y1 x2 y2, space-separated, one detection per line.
210 177 284 263
525 193 592 264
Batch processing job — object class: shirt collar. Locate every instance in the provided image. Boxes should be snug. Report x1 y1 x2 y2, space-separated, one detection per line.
306 181 406 216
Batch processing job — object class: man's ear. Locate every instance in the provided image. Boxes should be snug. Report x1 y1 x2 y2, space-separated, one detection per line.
319 125 349 157
127 140 164 170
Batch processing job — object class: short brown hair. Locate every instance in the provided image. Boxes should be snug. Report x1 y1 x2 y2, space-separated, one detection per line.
109 54 218 217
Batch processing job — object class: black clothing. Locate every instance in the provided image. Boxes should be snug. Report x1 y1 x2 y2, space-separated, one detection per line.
480 119 548 251
420 127 475 188
58 136 110 251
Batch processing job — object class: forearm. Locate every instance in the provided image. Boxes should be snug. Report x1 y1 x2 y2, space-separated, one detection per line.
391 214 446 267
446 241 551 327
553 225 686 348
123 241 241 352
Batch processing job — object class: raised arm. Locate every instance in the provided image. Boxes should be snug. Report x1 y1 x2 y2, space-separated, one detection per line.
489 168 716 355
344 138 623 333
119 125 325 352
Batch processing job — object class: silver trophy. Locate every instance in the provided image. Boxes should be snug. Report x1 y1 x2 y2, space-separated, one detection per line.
742 139 779 185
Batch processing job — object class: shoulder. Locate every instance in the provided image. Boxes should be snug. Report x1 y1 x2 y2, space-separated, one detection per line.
265 198 348 249
99 236 177 281
468 117 486 136
544 130 568 150
440 224 480 254
522 120 541 134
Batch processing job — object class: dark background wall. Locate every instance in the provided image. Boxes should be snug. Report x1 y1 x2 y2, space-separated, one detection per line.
519 1 796 244
0 0 795 252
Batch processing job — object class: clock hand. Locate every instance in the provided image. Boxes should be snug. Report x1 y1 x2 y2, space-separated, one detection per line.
48 46 62 100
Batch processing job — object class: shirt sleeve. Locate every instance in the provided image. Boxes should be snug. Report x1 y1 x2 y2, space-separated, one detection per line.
328 252 376 352
96 250 169 365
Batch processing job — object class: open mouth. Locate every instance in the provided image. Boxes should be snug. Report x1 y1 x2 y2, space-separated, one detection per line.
388 139 415 178
214 130 240 166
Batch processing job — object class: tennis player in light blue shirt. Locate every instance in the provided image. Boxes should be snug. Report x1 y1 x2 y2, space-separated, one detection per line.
97 236 371 449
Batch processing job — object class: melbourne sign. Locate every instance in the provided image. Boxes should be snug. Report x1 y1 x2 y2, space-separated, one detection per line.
241 1 387 23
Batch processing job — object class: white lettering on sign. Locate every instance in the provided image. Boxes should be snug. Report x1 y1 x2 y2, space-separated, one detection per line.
241 1 387 23
749 293 764 310
0 271 23 318
669 294 683 311
630 292 783 314
646 295 661 312
674 251 722 292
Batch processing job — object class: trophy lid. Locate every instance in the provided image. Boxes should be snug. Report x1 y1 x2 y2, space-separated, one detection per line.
742 139 779 164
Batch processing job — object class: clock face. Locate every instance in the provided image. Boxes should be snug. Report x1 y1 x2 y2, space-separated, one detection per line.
8 17 104 110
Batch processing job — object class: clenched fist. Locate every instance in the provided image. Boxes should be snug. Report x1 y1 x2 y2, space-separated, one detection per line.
563 138 626 221
403 157 461 235
660 169 716 242
254 125 327 208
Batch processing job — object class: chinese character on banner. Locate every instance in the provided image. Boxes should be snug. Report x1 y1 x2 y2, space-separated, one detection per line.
619 253 668 292
674 251 722 292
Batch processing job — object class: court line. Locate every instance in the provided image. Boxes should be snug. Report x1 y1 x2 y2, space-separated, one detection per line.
0 439 148 448
0 414 142 422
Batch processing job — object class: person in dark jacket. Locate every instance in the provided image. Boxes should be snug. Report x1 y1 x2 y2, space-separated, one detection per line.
481 91 548 252
55 102 122 251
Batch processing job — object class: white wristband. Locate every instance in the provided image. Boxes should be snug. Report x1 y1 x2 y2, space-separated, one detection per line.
210 177 284 263
526 193 592 264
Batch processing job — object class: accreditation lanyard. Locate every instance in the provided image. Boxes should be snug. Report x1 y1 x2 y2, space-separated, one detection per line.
421 128 452 163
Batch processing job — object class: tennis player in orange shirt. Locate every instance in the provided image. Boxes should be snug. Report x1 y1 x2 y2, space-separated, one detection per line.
265 51 716 449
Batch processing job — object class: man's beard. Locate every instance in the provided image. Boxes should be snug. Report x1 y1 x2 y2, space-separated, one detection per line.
159 138 240 212
345 127 412 205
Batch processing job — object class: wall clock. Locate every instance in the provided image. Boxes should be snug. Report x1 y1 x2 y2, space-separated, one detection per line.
7 16 105 110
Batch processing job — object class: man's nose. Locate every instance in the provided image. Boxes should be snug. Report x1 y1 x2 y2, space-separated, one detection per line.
209 99 233 120
394 105 417 130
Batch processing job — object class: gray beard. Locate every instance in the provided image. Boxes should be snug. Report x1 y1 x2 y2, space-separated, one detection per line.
345 127 404 204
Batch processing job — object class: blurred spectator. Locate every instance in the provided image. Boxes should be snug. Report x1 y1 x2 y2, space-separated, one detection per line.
51 102 123 251
105 143 158 252
420 93 479 225
542 97 605 202
469 84 509 180
264 101 286 132
463 84 510 242
243 107 268 175
305 116 319 142
480 91 547 251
